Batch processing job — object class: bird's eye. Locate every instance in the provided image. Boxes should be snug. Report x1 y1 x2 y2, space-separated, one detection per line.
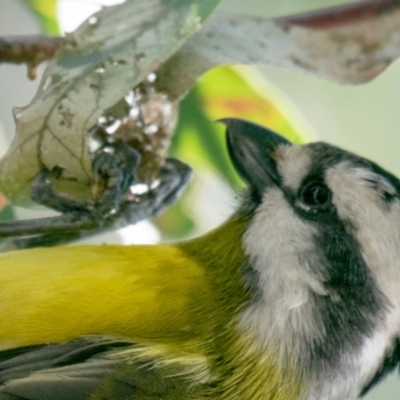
299 181 331 208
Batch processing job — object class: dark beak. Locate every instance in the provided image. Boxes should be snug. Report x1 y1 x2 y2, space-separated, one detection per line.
221 118 291 198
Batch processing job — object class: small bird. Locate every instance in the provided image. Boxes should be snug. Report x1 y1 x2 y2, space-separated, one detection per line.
0 118 399 400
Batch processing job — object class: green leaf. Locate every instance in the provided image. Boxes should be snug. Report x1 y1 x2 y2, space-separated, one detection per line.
20 0 59 35
0 0 221 206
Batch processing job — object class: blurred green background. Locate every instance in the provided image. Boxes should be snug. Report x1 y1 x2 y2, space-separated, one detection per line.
0 1 400 397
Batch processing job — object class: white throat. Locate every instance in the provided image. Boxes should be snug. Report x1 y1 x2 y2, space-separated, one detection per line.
240 188 325 360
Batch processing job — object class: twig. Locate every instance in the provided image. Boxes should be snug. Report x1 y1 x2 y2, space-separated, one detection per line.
0 35 64 79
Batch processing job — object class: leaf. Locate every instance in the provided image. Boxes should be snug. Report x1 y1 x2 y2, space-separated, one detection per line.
156 0 400 101
20 0 60 35
0 0 220 206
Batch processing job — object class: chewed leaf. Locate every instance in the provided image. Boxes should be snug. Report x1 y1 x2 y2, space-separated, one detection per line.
156 1 400 101
0 0 220 206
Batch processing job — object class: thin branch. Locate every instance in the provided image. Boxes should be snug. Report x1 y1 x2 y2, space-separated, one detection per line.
0 35 64 79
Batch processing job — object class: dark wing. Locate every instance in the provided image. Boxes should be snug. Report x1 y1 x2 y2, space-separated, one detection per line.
0 337 209 400
0 337 132 400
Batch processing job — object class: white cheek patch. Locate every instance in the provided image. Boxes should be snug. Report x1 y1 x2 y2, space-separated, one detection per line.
275 144 312 191
353 167 396 200
240 188 326 362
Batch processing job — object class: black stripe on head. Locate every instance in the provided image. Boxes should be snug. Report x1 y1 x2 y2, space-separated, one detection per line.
300 145 400 394
309 214 386 366
281 143 387 369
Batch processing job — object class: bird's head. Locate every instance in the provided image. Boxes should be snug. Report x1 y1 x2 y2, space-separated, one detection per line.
223 118 400 396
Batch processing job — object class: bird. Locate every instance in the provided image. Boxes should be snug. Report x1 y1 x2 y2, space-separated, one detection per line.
0 118 399 400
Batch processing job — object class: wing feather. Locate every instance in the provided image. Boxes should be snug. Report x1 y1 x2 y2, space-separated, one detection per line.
0 337 210 400
0 338 131 400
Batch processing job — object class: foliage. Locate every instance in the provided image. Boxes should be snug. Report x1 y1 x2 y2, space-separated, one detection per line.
3 0 400 237
20 0 59 35
0 0 221 205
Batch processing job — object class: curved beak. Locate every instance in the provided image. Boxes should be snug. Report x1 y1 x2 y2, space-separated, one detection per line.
221 118 292 198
